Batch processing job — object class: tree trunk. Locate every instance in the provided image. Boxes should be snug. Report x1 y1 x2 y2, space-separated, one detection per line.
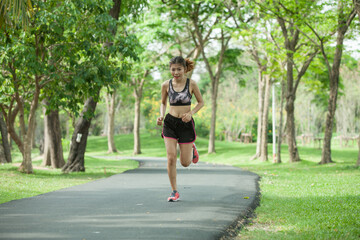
276 79 286 163
0 144 5 163
356 134 360 167
42 101 65 168
132 72 147 155
133 93 141 155
208 92 217 153
320 5 355 164
276 13 304 163
19 136 33 173
354 0 360 21
18 81 40 173
105 90 117 153
62 97 98 173
0 112 11 163
285 98 300 163
18 122 36 173
285 58 300 163
31 119 37 149
110 0 122 21
320 86 337 164
42 105 51 166
252 69 265 160
260 75 271 162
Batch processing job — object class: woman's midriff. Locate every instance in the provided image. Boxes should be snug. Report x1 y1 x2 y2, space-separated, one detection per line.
168 105 191 118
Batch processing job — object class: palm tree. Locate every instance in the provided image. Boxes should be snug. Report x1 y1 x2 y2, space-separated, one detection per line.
0 0 33 29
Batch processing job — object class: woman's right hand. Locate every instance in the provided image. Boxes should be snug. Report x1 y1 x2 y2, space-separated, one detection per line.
157 116 164 126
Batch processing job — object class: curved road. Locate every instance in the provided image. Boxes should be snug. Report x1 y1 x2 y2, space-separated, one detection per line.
0 157 259 240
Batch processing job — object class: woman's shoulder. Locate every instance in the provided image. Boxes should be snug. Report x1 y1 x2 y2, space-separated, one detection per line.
189 79 198 87
161 79 170 88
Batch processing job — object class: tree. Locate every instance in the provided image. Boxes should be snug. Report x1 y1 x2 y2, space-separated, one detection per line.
226 2 269 160
319 3 356 164
0 32 43 173
277 3 320 163
62 97 97 172
191 3 233 153
298 1 356 164
104 90 119 153
259 75 271 161
357 134 360 167
1 0 132 173
131 69 149 155
42 100 65 168
0 112 11 163
62 0 143 172
276 77 286 163
246 24 279 162
101 0 147 154
226 0 287 161
255 0 320 162
251 48 267 160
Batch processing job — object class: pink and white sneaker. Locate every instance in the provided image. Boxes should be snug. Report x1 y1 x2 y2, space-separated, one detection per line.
192 143 199 164
168 190 180 202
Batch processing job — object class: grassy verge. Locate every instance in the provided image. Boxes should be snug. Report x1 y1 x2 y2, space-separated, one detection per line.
0 152 138 204
1 132 359 239
193 139 360 240
235 161 360 240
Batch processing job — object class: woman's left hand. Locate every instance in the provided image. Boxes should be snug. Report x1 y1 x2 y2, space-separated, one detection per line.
181 112 192 123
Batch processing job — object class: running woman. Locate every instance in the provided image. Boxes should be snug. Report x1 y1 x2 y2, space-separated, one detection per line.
157 56 204 202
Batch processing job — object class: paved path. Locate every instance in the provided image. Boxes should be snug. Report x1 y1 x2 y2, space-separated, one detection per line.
0 157 259 240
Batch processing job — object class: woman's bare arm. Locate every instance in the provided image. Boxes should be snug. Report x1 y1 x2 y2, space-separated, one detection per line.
157 81 169 125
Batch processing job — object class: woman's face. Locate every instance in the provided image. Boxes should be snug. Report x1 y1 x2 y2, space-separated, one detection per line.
170 63 186 81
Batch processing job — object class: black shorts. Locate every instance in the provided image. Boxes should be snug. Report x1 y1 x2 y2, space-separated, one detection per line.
161 113 196 144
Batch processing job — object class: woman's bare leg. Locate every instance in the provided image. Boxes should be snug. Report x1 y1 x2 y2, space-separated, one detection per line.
164 138 178 191
179 143 193 167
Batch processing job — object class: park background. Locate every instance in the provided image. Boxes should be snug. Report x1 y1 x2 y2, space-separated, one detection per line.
0 0 360 239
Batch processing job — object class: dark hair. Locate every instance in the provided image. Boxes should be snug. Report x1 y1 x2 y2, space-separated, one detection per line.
169 56 195 73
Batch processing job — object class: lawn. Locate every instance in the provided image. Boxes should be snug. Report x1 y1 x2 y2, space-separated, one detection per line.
232 157 360 240
0 151 138 204
1 132 359 239
192 138 360 239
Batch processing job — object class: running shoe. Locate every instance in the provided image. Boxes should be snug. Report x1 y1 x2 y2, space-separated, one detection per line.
167 190 180 202
192 143 199 164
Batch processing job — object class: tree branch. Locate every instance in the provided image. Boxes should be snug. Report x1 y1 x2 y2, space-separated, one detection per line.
293 48 319 95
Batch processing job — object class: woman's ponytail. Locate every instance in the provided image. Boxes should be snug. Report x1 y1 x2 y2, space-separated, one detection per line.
185 58 195 73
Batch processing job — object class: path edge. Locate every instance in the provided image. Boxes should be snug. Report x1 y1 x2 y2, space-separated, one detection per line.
218 172 261 240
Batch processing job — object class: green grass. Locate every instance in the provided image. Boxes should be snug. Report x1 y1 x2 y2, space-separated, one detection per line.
0 152 138 204
1 132 359 239
193 140 360 239
232 160 360 240
85 132 166 157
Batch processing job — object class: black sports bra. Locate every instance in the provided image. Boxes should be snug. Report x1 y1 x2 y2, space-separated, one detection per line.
168 78 192 106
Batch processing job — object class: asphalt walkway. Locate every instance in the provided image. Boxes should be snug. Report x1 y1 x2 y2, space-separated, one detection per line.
0 157 259 240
